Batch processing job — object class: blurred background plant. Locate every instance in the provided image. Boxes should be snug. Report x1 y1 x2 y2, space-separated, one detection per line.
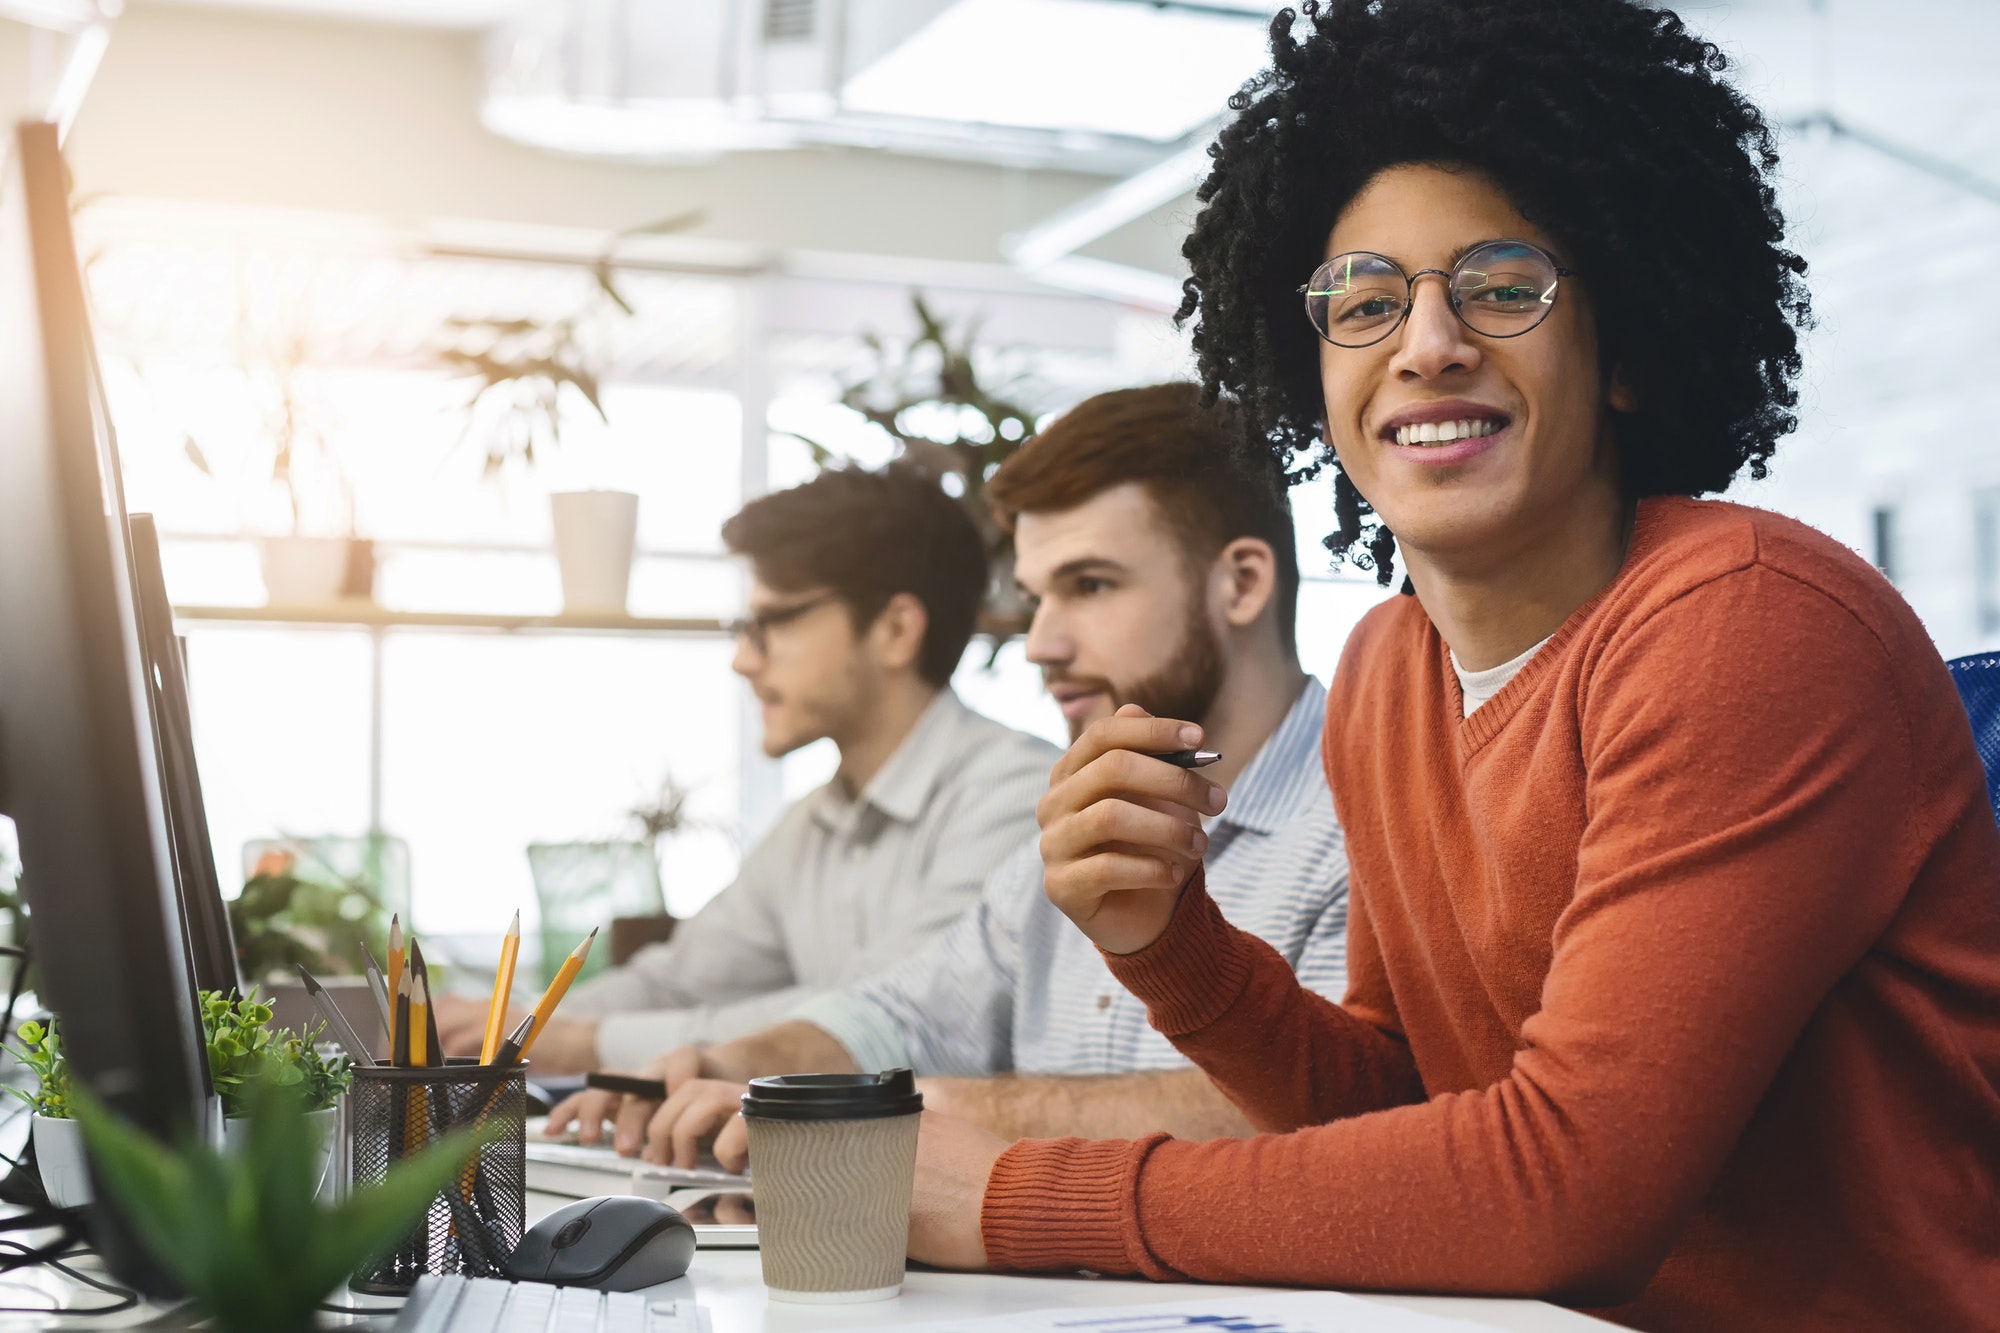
228 845 390 987
790 292 1043 645
438 212 699 476
439 311 610 476
628 769 721 855
199 990 352 1118
171 314 356 540
74 1078 481 1333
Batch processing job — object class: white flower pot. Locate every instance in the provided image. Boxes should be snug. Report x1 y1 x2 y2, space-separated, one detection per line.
223 1104 341 1200
260 536 352 605
32 1114 91 1210
550 490 638 615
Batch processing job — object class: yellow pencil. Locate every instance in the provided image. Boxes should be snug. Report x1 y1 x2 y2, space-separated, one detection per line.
386 914 405 1053
479 910 522 1065
409 955 430 1070
518 927 597 1060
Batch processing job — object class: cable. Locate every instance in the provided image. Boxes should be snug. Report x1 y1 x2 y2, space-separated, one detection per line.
0 1208 82 1275
0 1238 139 1316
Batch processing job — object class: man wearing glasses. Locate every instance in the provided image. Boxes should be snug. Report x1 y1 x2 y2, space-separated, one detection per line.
438 466 1057 1072
544 384 1349 1159
897 0 2000 1328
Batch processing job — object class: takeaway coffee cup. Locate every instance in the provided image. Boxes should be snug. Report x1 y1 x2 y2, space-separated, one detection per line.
740 1069 924 1303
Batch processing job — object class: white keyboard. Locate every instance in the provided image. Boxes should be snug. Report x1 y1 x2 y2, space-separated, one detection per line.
393 1275 707 1333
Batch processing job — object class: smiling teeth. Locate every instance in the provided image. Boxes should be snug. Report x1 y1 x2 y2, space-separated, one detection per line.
1394 418 1502 447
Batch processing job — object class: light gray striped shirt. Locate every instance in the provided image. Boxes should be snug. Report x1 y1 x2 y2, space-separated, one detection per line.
568 689 1058 1069
795 678 1347 1077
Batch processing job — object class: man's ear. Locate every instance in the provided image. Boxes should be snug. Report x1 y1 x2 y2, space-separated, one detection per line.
1607 363 1640 414
870 591 930 673
1214 537 1279 630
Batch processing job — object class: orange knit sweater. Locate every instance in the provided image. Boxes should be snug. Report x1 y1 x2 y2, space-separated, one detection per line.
980 499 2000 1331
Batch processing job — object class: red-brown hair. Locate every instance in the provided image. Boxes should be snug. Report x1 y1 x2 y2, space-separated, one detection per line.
987 383 1299 652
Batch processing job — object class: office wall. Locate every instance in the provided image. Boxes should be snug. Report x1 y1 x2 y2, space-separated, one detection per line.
67 1 1189 278
0 19 37 127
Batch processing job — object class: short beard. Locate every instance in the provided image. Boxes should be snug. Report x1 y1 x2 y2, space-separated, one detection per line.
1060 587 1226 742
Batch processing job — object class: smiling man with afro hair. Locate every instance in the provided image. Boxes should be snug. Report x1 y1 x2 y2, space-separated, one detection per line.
898 3 2000 1329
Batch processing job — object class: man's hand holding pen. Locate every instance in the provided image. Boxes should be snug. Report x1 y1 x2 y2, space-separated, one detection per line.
1037 704 1225 957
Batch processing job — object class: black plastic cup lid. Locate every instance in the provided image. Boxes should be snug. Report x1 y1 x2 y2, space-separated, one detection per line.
739 1069 923 1121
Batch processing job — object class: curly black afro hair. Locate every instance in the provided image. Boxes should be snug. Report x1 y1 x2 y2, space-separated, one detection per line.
1178 0 1811 584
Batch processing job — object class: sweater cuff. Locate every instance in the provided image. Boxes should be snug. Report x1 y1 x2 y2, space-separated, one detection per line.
1101 869 1255 1037
980 1134 1170 1278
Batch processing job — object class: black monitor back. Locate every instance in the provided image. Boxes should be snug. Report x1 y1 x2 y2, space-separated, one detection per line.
0 121 212 1288
128 513 242 999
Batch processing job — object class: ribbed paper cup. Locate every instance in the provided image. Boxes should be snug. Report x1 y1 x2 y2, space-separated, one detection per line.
741 1070 923 1304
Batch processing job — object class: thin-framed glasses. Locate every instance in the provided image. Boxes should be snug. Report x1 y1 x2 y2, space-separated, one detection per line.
1300 239 1577 348
726 594 838 654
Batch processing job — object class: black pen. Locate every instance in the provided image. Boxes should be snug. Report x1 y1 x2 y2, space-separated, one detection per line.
1150 750 1221 769
586 1071 669 1099
490 1012 536 1068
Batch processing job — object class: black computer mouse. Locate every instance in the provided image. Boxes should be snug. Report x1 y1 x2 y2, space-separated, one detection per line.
508 1195 696 1291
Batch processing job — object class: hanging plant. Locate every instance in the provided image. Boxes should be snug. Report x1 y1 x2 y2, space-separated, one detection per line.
790 292 1043 649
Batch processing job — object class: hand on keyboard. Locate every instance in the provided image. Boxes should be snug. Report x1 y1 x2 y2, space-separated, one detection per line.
544 1048 751 1171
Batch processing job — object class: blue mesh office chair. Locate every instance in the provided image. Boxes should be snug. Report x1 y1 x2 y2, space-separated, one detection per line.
1946 653 2000 816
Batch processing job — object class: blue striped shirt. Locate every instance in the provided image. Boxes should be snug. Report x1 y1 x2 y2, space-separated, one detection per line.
794 678 1347 1077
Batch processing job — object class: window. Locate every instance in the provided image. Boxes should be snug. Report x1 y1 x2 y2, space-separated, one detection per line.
1872 505 1898 584
1977 488 2000 637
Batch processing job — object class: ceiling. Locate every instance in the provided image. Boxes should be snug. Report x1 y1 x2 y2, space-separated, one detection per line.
145 0 520 26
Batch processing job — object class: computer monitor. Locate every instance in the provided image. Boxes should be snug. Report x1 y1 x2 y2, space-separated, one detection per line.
0 121 213 1287
129 512 243 999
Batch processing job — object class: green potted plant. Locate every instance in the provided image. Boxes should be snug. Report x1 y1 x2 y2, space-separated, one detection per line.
74 1078 482 1333
6 1018 88 1209
6 995 359 1212
437 224 678 617
201 990 352 1195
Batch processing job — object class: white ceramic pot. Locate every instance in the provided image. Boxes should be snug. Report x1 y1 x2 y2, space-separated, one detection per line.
550 490 638 615
32 1114 91 1210
223 1104 341 1200
260 536 351 604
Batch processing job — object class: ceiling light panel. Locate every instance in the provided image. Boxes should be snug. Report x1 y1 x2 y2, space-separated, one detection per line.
840 0 1272 142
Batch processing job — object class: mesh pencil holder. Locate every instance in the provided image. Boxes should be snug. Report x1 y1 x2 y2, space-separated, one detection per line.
346 1058 527 1295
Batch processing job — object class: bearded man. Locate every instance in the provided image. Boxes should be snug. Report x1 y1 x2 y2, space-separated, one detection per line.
547 382 1350 1157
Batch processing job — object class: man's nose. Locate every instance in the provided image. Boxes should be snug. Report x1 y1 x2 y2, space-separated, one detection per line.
1022 602 1069 667
729 636 760 678
1389 276 1482 381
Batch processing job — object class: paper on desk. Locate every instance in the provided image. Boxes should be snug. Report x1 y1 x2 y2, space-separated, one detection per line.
891 1291 1496 1333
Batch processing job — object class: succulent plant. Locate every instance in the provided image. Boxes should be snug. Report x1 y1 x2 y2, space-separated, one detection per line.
5 1018 71 1119
199 990 352 1118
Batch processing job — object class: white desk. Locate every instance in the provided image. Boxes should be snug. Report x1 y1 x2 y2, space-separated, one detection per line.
663 1249 1619 1333
507 1193 1618 1333
0 1193 1619 1329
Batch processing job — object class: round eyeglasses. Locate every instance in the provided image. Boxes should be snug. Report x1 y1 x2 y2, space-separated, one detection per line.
1300 239 1577 348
